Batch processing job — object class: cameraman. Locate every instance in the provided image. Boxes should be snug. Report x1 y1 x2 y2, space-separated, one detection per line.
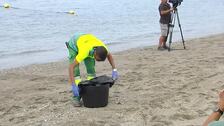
158 0 173 50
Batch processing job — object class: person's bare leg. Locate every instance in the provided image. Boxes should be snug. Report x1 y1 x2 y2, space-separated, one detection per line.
159 36 165 47
163 36 167 47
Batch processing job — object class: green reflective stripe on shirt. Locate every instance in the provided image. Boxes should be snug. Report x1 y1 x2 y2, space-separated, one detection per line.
88 49 95 58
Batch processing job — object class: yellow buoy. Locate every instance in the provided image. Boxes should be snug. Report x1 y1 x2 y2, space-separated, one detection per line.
68 10 76 15
3 3 11 8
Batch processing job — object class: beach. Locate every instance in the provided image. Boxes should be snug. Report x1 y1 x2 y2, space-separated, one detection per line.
1 34 224 126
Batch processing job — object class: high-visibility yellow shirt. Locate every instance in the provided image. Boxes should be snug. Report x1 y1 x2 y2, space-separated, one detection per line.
76 34 108 63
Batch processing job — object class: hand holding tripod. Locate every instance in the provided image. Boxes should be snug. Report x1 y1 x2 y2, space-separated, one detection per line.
168 8 186 51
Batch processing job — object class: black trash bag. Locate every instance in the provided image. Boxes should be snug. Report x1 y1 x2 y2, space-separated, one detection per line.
78 75 115 88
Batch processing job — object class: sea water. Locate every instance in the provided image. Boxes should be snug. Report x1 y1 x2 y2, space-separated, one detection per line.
0 0 224 69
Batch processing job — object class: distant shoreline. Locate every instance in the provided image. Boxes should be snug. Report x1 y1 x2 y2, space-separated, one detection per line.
1 32 224 71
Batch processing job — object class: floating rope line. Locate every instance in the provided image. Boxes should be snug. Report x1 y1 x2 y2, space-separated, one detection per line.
1 3 78 15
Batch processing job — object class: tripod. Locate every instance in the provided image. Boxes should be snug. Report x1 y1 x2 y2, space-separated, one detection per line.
167 8 186 51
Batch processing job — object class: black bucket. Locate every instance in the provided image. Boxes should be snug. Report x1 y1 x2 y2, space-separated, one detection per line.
78 75 115 108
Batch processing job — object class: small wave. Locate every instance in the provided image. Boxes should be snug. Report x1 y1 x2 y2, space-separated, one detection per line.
0 51 6 53
106 41 123 46
0 49 54 58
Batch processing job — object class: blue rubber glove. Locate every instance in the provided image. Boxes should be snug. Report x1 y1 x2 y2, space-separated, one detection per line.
71 83 79 97
112 69 118 80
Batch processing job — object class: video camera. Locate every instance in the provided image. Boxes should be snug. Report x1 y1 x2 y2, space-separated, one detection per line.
169 0 183 8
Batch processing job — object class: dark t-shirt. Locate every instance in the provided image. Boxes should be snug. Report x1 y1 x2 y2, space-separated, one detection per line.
159 2 171 24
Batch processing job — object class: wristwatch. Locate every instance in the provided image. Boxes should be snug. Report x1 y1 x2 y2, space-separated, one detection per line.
214 108 223 115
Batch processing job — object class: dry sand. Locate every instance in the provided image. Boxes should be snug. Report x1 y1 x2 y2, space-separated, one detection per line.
1 34 224 126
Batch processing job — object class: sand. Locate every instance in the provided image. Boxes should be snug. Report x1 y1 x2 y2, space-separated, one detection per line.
1 34 224 126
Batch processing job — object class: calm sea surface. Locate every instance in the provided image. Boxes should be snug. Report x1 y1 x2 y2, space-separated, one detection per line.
0 0 224 69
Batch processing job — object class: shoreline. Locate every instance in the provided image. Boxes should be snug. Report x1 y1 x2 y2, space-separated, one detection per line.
1 33 224 125
1 33 224 72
